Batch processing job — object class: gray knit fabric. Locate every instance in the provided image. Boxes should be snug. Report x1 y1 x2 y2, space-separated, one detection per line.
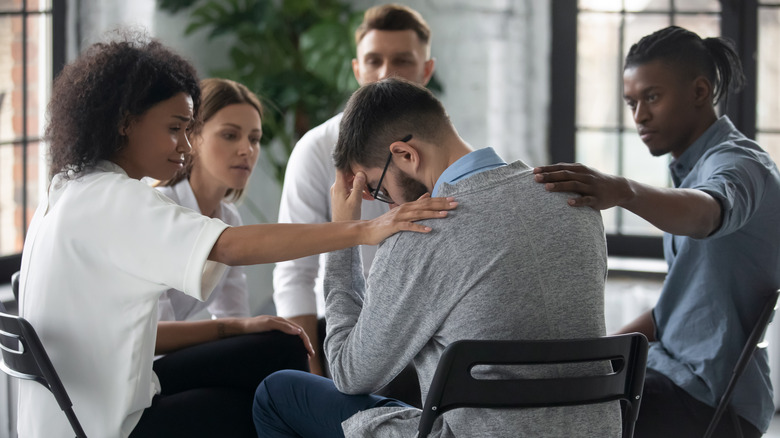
324 160 621 438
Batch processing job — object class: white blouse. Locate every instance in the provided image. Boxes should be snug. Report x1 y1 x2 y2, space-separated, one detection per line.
156 180 250 321
17 161 228 438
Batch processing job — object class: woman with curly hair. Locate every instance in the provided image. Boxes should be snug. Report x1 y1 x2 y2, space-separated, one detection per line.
16 33 455 438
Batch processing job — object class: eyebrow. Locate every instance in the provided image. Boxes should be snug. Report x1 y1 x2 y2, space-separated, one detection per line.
624 85 660 100
363 50 416 58
220 122 262 133
172 115 192 122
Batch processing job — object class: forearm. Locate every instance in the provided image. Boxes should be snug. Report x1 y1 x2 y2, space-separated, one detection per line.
155 319 244 355
621 180 721 238
210 222 367 266
613 308 656 342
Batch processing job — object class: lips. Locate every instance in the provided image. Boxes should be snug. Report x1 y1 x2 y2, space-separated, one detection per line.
231 164 252 172
638 128 656 142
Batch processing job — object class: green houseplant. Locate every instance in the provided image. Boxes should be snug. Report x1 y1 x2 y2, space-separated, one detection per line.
159 0 443 185
158 0 365 183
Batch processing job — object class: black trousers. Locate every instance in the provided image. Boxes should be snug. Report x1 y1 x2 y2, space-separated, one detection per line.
130 331 309 438
634 368 762 438
317 317 422 408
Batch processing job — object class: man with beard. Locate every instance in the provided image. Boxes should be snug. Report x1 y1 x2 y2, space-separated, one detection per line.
252 78 620 438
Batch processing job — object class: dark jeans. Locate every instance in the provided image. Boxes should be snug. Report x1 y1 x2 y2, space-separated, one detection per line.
130 331 309 438
253 369 412 438
634 368 762 438
317 317 422 408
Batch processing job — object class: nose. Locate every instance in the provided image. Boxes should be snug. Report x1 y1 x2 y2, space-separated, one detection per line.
633 102 649 125
177 131 192 154
237 138 255 156
378 62 392 81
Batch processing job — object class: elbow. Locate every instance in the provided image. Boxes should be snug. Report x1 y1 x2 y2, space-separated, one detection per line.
332 374 373 395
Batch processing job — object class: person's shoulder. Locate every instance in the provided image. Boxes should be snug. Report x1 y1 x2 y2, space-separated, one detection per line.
294 112 343 152
219 200 242 226
155 182 176 199
285 113 343 178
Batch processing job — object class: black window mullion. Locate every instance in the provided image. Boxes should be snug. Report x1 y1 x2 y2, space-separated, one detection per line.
722 0 758 139
549 0 577 165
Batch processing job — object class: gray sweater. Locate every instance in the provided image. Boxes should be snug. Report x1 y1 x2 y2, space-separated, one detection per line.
323 160 621 437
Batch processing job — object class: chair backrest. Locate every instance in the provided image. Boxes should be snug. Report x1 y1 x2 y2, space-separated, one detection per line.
0 301 87 437
702 289 780 438
11 270 19 302
417 333 649 438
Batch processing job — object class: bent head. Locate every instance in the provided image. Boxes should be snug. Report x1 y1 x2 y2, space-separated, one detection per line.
352 4 435 86
45 32 200 179
334 78 451 205
623 26 744 158
161 78 264 201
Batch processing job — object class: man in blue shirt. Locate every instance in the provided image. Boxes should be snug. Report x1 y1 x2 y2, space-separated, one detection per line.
535 26 780 437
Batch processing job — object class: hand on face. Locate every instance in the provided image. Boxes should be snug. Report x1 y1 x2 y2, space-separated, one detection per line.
331 169 370 222
533 163 631 210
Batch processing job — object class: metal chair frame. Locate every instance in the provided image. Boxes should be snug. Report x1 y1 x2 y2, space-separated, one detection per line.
702 289 780 438
0 297 87 438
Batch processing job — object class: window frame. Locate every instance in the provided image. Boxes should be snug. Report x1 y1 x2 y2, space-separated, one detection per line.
0 0 65 283
550 0 759 259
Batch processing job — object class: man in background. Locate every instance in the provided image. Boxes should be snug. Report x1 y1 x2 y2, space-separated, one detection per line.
273 3 435 399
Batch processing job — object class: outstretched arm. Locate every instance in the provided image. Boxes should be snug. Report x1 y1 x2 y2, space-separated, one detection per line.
155 315 315 356
209 172 456 266
533 163 721 238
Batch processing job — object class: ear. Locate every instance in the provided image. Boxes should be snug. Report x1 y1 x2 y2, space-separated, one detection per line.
421 58 436 86
389 139 421 177
118 115 133 136
352 58 361 84
692 75 713 107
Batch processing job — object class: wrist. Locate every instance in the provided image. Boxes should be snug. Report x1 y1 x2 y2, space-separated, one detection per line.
617 176 637 209
217 318 243 338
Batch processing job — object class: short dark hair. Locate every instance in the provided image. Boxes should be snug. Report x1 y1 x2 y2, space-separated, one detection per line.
160 78 263 201
355 3 431 47
45 30 201 178
334 77 450 171
624 25 744 107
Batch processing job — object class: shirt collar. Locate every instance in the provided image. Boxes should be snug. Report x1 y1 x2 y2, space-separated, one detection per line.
669 116 736 187
432 147 507 196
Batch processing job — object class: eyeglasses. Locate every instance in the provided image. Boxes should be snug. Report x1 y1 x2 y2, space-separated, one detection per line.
367 134 412 204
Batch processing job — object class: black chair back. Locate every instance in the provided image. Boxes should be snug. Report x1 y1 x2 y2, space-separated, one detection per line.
0 301 87 438
702 289 780 438
417 333 649 438
11 270 19 302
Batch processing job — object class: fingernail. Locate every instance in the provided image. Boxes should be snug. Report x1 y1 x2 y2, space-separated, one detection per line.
425 226 432 231
449 202 457 206
439 211 448 216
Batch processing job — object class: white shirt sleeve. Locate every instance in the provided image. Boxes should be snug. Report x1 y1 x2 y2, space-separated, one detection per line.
273 115 339 317
273 113 389 318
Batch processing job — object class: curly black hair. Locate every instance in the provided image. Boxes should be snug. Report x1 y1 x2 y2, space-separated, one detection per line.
45 30 201 178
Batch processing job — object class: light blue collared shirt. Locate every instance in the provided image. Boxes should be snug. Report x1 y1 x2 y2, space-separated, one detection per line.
649 116 780 432
432 147 507 196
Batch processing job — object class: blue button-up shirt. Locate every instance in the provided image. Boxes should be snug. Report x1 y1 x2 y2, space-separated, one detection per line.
648 116 780 432
432 147 507 196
